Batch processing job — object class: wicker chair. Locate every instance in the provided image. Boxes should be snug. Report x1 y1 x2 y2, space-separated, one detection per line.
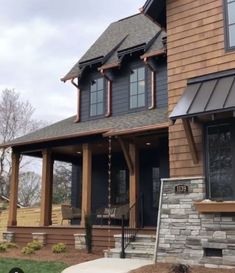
61 204 81 224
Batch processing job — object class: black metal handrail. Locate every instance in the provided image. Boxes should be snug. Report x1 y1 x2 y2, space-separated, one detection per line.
120 193 143 258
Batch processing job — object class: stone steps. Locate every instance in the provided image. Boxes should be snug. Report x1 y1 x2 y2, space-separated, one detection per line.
104 234 156 260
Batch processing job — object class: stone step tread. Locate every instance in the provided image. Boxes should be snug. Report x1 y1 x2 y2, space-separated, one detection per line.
105 248 154 255
114 234 156 239
130 242 155 247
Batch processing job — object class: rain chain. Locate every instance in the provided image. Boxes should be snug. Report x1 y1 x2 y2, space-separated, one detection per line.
107 136 112 252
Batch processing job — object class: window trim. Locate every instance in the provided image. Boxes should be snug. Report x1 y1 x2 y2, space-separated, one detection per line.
89 77 105 117
204 120 235 201
129 66 147 110
224 0 235 51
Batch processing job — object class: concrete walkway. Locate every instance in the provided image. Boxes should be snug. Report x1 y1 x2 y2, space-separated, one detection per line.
62 258 153 273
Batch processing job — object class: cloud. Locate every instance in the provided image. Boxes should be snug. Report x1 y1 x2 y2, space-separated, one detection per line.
0 0 146 123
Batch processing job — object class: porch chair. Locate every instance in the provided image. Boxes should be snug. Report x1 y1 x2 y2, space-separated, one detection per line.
61 204 81 225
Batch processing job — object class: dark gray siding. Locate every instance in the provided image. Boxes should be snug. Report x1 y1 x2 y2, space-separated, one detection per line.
156 61 168 108
79 58 167 121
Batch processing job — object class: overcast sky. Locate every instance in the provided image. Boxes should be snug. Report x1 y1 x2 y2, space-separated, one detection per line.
0 0 145 123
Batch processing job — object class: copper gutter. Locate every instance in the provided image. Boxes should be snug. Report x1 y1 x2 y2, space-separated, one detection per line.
71 78 81 123
100 69 112 117
144 57 156 110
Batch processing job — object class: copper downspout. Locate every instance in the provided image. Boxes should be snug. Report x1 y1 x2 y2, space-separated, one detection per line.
100 69 112 117
144 57 156 110
71 78 81 123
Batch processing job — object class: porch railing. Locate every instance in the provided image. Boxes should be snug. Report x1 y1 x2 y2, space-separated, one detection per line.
120 193 143 258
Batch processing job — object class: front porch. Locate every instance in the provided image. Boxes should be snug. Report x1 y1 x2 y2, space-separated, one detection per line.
4 110 169 249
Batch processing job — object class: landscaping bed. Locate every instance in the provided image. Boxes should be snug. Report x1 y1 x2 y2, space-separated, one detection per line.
0 244 102 266
129 264 235 273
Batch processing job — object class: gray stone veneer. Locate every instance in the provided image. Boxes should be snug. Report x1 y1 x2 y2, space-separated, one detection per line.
157 177 235 268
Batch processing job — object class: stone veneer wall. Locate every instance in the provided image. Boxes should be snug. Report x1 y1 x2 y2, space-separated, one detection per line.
157 177 235 268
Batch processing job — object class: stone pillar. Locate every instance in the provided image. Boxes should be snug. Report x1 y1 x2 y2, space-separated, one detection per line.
32 232 47 245
74 233 86 250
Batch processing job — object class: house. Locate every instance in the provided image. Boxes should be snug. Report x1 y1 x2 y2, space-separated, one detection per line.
3 0 235 267
144 0 235 267
1 11 168 249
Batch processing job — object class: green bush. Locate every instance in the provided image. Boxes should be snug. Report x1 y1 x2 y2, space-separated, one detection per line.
52 243 66 253
4 242 18 249
27 240 43 251
0 243 7 252
21 246 35 255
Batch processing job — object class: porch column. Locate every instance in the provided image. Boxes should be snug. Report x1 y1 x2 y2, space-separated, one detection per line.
81 143 92 227
8 152 20 226
129 143 139 228
40 149 53 226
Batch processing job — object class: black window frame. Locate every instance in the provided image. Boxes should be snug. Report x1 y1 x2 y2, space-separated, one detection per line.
224 0 235 51
89 78 105 117
204 120 235 201
129 66 147 110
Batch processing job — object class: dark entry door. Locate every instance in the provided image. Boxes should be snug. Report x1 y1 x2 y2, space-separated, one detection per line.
139 139 169 227
140 158 161 226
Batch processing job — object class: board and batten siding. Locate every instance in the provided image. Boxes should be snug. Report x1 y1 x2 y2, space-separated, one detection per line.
167 0 235 177
79 59 167 121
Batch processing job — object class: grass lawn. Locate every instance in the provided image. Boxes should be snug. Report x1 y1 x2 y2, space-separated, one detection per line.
0 258 68 273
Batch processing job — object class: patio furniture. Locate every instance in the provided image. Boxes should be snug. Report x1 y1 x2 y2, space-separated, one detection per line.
61 204 81 224
96 203 129 225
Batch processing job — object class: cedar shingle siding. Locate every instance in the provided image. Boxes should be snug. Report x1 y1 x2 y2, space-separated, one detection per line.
167 0 235 177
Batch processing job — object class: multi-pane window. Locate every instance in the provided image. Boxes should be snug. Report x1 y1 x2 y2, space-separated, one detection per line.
152 167 160 208
206 124 235 200
90 78 104 116
224 0 235 49
130 67 146 109
115 170 129 204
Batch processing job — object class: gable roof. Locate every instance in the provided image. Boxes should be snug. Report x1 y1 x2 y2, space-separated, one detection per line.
61 13 165 82
1 108 168 149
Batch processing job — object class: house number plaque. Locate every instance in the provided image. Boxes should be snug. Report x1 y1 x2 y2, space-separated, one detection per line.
175 184 189 194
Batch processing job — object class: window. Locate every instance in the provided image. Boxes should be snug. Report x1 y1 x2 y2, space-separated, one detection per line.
114 170 129 204
205 123 235 200
130 67 146 109
152 167 160 208
90 78 104 116
224 0 235 49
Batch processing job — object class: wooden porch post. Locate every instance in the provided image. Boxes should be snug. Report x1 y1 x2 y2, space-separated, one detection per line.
129 143 139 228
81 143 92 227
8 152 20 226
40 149 53 226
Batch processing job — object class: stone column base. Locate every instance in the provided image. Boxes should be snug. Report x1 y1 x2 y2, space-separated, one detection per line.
3 231 15 242
74 233 86 250
32 232 47 245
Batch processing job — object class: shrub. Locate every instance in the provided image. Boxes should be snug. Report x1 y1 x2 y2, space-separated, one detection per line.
52 243 66 253
170 264 191 273
0 243 7 252
27 240 42 251
4 242 18 249
21 246 35 255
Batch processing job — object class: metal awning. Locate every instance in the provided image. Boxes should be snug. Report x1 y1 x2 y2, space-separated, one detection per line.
170 69 235 121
